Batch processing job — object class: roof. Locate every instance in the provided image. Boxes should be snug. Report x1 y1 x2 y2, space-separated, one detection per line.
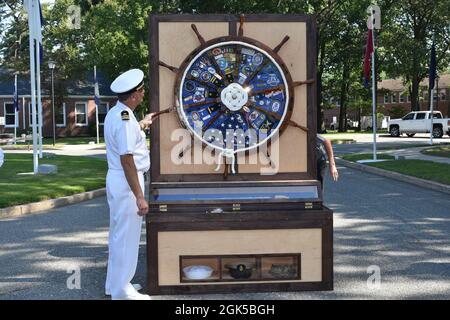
0 68 115 96
378 74 450 92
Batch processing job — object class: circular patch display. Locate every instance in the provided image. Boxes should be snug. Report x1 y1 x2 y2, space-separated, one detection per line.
176 39 293 153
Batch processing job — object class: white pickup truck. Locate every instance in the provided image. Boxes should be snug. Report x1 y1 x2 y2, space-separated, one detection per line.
388 111 450 138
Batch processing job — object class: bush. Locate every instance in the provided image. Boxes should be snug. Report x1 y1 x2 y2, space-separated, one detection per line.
390 105 407 119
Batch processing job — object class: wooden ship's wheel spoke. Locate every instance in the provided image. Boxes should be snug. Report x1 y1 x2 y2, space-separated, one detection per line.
248 84 285 96
183 98 221 110
233 44 242 82
206 51 230 86
203 110 225 131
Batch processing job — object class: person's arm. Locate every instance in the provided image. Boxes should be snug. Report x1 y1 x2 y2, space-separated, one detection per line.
120 154 149 216
116 112 150 216
323 138 339 182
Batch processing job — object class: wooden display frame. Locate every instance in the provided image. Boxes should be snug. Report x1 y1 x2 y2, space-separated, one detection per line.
148 14 318 183
146 208 333 295
146 14 332 296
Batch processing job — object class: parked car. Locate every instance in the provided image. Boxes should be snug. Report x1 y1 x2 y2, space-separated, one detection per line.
388 111 450 138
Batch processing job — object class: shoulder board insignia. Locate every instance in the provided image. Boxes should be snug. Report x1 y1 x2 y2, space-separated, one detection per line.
121 110 130 120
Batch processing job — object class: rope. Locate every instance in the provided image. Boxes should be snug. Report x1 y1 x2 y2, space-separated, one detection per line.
215 149 236 174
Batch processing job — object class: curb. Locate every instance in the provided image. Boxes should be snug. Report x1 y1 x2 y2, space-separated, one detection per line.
0 188 106 219
336 158 450 195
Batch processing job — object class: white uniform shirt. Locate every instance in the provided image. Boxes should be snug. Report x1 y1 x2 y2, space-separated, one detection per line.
104 101 150 172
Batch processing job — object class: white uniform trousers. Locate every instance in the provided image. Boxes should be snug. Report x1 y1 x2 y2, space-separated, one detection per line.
105 169 144 299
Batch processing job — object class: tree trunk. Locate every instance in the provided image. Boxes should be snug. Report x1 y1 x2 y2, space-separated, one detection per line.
411 75 420 111
338 62 349 132
357 106 362 132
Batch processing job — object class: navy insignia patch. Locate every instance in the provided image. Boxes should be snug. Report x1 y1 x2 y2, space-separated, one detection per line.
121 110 130 120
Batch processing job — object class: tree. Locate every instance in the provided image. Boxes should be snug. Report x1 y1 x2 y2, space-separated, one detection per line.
380 0 450 111
0 1 29 73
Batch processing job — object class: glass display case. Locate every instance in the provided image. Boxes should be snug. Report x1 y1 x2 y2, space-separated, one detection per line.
150 182 322 213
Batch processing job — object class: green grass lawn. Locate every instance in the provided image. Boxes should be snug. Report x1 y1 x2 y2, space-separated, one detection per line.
342 153 450 185
421 145 450 158
329 139 356 144
377 143 450 151
342 153 395 162
0 153 107 208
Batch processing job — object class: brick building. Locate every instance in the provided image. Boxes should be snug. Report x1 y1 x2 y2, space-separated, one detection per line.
323 74 450 129
0 69 117 137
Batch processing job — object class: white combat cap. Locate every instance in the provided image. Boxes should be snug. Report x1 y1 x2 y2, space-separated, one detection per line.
110 68 144 94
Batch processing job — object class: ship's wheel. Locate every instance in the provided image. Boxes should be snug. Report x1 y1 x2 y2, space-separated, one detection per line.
175 37 293 155
157 16 312 174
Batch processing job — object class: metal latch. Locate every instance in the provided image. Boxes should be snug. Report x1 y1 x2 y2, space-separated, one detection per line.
305 202 313 209
159 204 167 212
206 208 224 214
232 203 241 211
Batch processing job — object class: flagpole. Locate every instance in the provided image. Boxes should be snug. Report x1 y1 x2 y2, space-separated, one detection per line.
94 66 100 144
430 85 434 145
14 73 18 144
429 36 436 146
371 23 377 160
27 0 39 174
22 96 26 130
36 39 43 158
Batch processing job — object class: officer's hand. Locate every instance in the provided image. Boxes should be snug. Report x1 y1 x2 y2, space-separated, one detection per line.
143 113 155 125
136 197 149 216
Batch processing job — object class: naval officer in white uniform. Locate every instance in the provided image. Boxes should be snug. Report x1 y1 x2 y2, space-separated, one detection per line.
104 68 154 300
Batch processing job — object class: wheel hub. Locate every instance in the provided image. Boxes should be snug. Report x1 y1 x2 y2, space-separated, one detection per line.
220 83 248 112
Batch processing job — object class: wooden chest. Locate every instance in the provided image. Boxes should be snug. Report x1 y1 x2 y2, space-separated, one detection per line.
146 208 333 295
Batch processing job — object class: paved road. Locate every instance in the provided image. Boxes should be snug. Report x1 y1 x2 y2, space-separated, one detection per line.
1 166 449 300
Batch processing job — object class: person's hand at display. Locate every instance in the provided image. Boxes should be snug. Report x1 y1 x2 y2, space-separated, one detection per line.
143 113 154 123
139 113 155 131
329 163 339 182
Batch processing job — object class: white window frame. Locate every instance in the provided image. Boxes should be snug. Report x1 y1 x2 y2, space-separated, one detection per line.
391 93 397 103
75 102 88 126
4 102 17 128
439 89 447 101
97 102 110 125
384 93 390 104
56 103 66 127
399 93 405 103
432 89 438 101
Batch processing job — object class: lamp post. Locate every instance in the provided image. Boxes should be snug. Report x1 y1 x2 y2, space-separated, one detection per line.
436 74 440 108
48 60 56 146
